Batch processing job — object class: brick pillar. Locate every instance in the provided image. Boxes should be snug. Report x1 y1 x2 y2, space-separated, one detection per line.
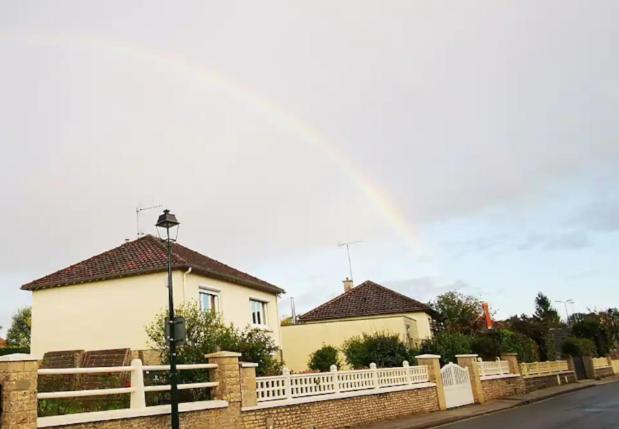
500 353 520 375
0 354 39 429
415 354 446 411
206 351 242 403
456 354 485 404
239 362 258 407
582 356 595 379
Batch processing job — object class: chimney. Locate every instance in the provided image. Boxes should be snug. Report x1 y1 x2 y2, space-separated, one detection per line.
343 277 353 292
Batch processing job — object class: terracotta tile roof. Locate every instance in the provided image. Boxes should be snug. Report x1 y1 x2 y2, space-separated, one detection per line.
298 280 431 322
21 235 284 294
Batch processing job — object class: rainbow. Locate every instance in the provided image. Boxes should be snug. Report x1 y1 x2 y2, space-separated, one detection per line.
0 31 418 250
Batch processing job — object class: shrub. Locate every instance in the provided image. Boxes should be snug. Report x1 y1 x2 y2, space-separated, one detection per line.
561 337 597 357
146 301 283 377
471 332 501 360
416 332 472 365
0 347 29 356
498 329 539 363
308 345 341 372
341 332 411 369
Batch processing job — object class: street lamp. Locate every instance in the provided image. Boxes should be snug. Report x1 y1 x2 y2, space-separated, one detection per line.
556 299 575 325
156 209 181 429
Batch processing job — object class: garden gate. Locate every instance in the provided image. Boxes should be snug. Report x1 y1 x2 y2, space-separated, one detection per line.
441 362 474 408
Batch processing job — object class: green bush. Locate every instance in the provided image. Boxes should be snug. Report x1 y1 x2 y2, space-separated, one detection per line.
0 347 29 356
341 332 412 369
416 332 472 365
498 329 540 363
308 345 341 372
471 333 501 360
146 301 282 377
561 337 597 357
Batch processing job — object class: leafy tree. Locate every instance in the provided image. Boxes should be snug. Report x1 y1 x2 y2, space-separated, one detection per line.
570 311 613 356
498 329 539 363
341 333 411 369
308 345 341 372
430 292 483 335
6 307 31 349
471 333 501 360
416 331 472 365
146 301 282 376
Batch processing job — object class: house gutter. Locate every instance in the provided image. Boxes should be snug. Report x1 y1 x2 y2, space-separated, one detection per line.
182 267 192 304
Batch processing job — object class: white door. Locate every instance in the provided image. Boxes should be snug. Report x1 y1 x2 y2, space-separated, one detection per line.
441 362 475 409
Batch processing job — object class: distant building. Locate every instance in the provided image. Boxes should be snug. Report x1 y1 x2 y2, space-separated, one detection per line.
281 280 435 371
22 235 285 356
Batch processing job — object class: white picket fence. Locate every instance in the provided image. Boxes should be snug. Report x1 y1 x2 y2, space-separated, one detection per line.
256 361 430 402
37 359 218 411
476 358 511 379
520 360 569 376
593 357 611 369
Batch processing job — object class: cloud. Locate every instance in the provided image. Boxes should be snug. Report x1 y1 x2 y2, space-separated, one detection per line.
384 277 471 303
572 196 619 233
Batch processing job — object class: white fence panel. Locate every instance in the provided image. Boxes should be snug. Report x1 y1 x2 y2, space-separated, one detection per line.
477 358 511 378
255 361 431 403
520 360 569 376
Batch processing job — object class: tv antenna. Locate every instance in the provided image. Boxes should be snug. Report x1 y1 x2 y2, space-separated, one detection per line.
338 241 363 282
136 204 162 237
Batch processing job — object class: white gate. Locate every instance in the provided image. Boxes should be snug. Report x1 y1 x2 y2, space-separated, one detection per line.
441 362 474 409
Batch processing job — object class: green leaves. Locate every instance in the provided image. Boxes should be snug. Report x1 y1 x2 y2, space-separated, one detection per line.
6 306 31 349
308 345 341 372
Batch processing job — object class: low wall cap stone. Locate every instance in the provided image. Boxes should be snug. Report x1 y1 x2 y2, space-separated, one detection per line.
501 353 518 356
0 353 41 362
455 354 479 358
415 354 441 359
205 351 242 358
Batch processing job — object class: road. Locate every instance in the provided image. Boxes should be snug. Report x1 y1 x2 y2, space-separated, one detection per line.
435 383 619 429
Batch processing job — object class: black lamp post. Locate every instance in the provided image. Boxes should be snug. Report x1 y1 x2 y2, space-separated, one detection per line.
156 209 181 429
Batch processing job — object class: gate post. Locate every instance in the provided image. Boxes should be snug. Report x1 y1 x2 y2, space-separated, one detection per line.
456 354 485 404
0 354 39 429
416 354 446 410
500 353 520 375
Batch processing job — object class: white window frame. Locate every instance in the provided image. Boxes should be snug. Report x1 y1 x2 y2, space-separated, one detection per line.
199 287 220 314
249 298 268 327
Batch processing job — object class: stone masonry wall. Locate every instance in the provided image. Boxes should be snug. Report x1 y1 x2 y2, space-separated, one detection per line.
481 377 524 401
0 359 38 429
241 387 439 429
523 373 576 393
595 367 614 379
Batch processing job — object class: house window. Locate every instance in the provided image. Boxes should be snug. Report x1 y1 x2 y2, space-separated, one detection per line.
200 290 219 314
250 299 267 326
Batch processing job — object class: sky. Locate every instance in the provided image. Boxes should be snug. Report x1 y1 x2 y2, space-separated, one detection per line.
1 1 618 335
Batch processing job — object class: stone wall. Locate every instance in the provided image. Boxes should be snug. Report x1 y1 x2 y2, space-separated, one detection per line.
523 372 576 393
595 367 614 379
241 387 439 429
0 356 38 429
481 377 524 401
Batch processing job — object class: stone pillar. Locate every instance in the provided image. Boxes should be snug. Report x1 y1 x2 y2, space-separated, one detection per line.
0 354 39 429
582 356 595 379
206 351 243 403
239 362 258 407
500 353 520 375
416 354 446 411
456 354 485 404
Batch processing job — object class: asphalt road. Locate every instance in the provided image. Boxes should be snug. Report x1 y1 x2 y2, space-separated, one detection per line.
435 383 619 429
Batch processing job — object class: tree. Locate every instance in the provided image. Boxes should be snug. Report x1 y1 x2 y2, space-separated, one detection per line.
534 293 560 325
416 331 472 365
6 307 31 349
430 292 483 335
308 345 341 372
341 333 412 369
146 301 282 376
570 311 615 356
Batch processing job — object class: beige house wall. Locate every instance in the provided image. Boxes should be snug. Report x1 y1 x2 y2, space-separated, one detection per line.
31 271 281 356
281 312 432 372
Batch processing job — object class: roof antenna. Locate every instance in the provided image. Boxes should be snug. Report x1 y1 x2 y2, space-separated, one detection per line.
338 241 363 283
136 204 162 238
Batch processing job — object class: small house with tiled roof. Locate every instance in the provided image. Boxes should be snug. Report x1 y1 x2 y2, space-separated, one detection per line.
23 235 284 356
281 280 435 371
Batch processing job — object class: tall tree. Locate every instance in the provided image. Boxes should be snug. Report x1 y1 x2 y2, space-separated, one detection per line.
6 307 31 349
430 291 483 335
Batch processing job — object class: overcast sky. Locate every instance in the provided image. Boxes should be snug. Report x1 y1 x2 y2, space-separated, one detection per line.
1 1 618 335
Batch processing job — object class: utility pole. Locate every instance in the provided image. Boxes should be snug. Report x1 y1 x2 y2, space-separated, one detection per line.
338 241 362 282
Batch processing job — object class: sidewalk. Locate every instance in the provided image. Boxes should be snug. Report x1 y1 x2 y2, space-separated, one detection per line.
356 377 618 429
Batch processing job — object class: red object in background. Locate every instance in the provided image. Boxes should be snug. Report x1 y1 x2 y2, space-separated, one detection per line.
482 302 494 330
